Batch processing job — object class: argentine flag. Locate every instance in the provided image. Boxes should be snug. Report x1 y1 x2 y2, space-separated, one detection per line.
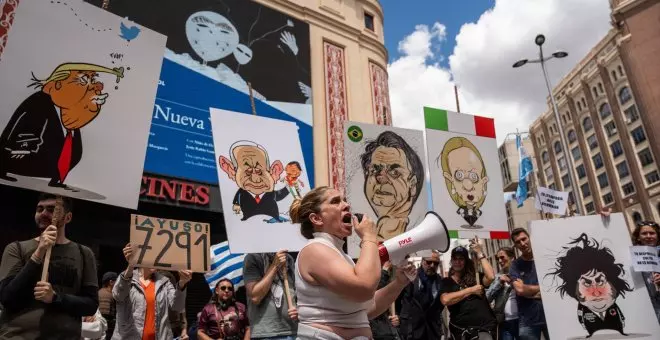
204 241 245 291
516 134 534 207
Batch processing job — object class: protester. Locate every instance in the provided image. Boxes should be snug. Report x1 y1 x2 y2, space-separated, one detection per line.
198 278 250 340
399 251 445 340
0 194 98 339
161 271 189 340
98 271 117 340
509 228 549 340
486 247 519 340
631 221 660 322
291 186 416 340
369 261 400 340
187 312 202 340
112 243 191 340
82 309 108 340
440 243 496 339
243 248 297 340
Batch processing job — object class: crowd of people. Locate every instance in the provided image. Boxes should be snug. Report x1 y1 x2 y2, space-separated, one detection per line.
0 191 659 340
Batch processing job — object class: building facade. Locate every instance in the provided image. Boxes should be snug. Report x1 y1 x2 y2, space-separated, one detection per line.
528 25 660 228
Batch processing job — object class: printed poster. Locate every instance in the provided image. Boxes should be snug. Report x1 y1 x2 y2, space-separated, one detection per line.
0 0 166 208
424 107 508 240
210 108 308 253
530 214 660 339
343 122 429 257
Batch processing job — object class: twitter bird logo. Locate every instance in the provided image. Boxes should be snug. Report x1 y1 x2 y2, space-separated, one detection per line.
119 21 140 41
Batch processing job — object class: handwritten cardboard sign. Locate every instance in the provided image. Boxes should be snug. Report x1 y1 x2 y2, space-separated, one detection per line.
630 246 660 273
130 214 210 272
534 186 569 215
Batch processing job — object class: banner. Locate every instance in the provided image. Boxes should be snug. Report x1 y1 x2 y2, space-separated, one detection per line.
130 214 211 273
534 186 569 215
0 0 166 208
630 246 660 273
530 214 660 339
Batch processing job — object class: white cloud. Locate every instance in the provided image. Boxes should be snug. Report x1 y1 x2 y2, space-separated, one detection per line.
388 0 612 144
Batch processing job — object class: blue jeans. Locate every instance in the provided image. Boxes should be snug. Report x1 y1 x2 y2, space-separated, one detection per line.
499 319 520 340
518 320 549 340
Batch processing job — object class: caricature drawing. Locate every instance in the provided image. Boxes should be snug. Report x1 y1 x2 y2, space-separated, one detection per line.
281 161 304 200
218 140 290 223
360 131 424 241
0 63 124 189
546 233 633 338
438 137 489 229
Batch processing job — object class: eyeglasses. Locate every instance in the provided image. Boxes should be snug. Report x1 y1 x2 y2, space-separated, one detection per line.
424 260 440 266
637 221 659 228
219 286 234 292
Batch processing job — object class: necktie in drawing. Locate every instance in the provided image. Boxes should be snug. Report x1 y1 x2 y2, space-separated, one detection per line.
255 195 261 204
57 131 73 182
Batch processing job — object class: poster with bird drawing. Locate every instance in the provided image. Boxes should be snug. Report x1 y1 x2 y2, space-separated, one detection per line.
0 0 166 208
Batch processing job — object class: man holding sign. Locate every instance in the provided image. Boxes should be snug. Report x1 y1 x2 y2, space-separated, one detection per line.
111 243 192 340
631 221 660 322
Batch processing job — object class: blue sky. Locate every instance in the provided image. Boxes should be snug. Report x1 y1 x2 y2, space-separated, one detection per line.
381 0 494 65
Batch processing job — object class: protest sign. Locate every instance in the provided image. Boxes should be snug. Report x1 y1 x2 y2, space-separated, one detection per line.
130 214 210 272
630 246 660 273
534 186 568 215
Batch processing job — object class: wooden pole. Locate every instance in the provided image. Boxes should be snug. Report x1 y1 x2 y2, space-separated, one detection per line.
282 267 294 309
41 196 64 282
248 82 257 116
454 85 461 113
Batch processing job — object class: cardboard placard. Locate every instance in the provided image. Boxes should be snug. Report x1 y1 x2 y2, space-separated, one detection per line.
630 246 660 273
534 186 569 215
130 214 210 272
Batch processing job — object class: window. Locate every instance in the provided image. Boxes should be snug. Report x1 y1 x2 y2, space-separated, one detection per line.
577 164 586 179
619 87 632 104
598 83 604 93
611 70 618 81
577 101 583 111
542 151 549 164
562 174 570 188
646 170 660 185
562 115 567 124
624 105 639 123
583 117 593 132
602 193 613 205
604 121 617 137
631 126 646 144
582 97 587 107
567 130 577 143
597 173 609 189
632 211 642 223
545 167 554 181
622 182 635 195
592 153 604 169
610 140 623 158
364 12 375 31
593 87 598 97
585 202 595 214
558 156 567 171
554 141 562 154
618 65 624 77
581 183 591 198
572 147 582 161
599 103 611 119
588 134 598 150
638 148 654 166
616 161 630 178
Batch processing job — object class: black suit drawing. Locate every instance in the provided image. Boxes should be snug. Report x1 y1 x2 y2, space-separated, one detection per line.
578 303 626 337
456 206 482 227
232 187 290 221
0 92 83 186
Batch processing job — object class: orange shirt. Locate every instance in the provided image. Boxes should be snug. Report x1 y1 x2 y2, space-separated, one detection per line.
141 281 156 340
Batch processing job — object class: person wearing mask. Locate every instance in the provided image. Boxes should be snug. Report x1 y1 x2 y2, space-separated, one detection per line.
112 243 191 340
82 309 108 340
98 272 117 340
198 279 250 340
243 249 297 340
631 221 660 322
485 247 518 340
399 251 445 340
369 261 400 340
509 228 548 340
0 194 98 339
440 243 496 339
291 186 416 340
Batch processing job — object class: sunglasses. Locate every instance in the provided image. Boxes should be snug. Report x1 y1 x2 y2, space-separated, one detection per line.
637 221 659 228
219 286 234 292
424 260 440 266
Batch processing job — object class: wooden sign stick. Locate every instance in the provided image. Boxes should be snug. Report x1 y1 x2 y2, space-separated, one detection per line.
282 266 295 309
41 197 64 282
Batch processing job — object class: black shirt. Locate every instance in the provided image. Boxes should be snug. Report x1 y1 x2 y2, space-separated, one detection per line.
440 276 496 330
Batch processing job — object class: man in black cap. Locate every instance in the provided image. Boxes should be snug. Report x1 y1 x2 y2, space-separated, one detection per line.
98 271 117 340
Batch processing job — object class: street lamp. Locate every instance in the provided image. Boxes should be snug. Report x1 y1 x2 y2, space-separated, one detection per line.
513 34 584 216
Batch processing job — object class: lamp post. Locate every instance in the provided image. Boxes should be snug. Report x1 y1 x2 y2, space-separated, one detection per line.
513 34 583 216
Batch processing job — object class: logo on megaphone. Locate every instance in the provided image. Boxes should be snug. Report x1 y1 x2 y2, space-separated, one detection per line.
377 211 449 264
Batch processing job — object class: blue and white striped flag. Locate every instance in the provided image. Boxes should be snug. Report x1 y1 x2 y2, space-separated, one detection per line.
516 134 534 207
204 241 245 292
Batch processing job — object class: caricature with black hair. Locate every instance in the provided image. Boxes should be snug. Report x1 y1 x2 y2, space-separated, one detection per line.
546 233 633 338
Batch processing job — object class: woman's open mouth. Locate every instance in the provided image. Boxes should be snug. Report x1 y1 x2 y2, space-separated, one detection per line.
342 213 353 226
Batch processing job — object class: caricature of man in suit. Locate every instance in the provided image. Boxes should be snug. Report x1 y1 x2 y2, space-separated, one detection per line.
219 141 290 223
0 63 124 188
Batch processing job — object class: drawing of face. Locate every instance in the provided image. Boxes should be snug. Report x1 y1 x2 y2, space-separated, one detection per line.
578 269 615 313
286 162 301 180
234 44 253 65
442 141 488 209
43 70 107 129
186 11 239 63
365 146 417 218
232 145 280 196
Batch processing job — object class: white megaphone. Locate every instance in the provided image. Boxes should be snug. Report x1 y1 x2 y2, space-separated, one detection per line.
377 211 450 265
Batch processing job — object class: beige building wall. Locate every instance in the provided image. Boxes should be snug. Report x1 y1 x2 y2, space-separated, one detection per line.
254 0 390 189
